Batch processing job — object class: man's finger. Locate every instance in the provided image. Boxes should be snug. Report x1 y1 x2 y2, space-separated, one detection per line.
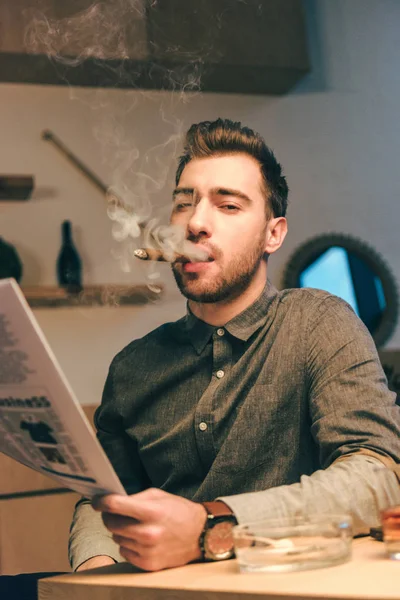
113 533 157 552
119 545 141 564
119 546 162 573
102 512 139 533
103 514 163 545
93 491 159 521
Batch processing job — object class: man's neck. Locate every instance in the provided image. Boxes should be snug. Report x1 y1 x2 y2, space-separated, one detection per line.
188 270 268 326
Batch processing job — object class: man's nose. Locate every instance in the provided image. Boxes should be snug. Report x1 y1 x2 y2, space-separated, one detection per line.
187 198 212 238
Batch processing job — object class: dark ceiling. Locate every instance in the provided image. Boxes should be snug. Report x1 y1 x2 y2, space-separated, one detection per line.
0 0 310 94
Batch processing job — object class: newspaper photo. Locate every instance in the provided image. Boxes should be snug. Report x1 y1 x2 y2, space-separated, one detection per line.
0 278 125 498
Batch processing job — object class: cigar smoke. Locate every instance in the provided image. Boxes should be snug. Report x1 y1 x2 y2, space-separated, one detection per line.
106 200 208 265
24 1 208 90
23 1 222 294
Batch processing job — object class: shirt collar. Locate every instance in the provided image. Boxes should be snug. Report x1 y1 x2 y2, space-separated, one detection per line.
182 280 279 355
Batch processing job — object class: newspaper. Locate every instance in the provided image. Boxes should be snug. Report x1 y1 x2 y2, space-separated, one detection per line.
0 278 125 498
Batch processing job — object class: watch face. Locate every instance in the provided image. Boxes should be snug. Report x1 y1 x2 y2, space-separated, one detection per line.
205 520 235 560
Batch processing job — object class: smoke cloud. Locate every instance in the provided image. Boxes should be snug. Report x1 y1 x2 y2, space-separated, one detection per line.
23 0 220 292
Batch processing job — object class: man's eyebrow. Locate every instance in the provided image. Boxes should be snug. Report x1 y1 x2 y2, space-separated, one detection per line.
211 187 252 204
172 187 194 198
172 186 253 204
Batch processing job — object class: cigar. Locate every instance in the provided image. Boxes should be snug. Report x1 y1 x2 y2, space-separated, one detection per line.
133 248 175 262
133 248 211 263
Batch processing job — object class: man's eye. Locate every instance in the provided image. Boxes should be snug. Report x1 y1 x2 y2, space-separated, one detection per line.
174 202 193 211
221 204 239 211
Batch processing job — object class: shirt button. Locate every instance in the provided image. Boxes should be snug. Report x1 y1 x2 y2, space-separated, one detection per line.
216 370 225 379
216 328 225 336
199 422 208 431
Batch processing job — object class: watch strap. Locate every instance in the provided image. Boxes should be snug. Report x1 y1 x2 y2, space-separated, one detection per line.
202 501 236 519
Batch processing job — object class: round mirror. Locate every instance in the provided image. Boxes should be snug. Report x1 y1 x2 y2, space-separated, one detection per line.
282 233 398 347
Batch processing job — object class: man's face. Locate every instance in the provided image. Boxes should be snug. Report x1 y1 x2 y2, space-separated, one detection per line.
170 153 269 303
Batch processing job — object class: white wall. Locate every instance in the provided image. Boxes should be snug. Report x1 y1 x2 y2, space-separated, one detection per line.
0 0 399 404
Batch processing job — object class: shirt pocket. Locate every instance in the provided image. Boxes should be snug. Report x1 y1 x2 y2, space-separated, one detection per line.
211 383 280 475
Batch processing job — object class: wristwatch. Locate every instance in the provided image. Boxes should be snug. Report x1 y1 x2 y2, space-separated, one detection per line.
199 501 238 561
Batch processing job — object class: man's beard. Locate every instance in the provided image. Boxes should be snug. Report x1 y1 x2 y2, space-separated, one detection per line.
171 228 267 304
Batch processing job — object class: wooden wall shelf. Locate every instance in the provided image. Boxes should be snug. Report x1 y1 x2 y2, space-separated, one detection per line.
21 285 163 308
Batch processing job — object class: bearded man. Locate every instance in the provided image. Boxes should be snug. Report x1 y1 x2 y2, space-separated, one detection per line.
69 118 400 572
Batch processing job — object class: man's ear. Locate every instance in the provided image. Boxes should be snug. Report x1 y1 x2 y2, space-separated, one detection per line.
264 217 287 255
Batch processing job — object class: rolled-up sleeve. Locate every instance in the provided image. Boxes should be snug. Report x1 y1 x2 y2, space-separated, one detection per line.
69 497 123 571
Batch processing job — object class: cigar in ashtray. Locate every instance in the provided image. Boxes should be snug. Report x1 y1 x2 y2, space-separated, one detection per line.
133 247 211 263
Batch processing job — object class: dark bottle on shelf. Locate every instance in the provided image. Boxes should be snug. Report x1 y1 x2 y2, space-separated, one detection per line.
56 220 82 293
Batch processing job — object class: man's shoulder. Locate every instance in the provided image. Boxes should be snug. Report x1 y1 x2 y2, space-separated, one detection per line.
279 286 352 310
112 316 186 365
277 287 358 324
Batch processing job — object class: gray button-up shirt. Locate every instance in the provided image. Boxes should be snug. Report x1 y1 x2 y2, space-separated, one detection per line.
69 282 400 569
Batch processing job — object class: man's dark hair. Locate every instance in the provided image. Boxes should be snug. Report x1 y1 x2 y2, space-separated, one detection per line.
175 118 288 218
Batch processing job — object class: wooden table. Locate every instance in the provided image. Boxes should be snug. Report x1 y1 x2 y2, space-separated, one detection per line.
39 537 399 600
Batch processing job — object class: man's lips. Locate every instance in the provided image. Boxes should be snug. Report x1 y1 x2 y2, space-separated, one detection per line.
182 259 214 273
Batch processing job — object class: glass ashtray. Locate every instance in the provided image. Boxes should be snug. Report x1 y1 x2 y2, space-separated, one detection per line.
233 514 353 573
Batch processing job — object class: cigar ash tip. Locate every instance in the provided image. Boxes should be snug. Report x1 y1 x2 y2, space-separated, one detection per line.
133 248 149 260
